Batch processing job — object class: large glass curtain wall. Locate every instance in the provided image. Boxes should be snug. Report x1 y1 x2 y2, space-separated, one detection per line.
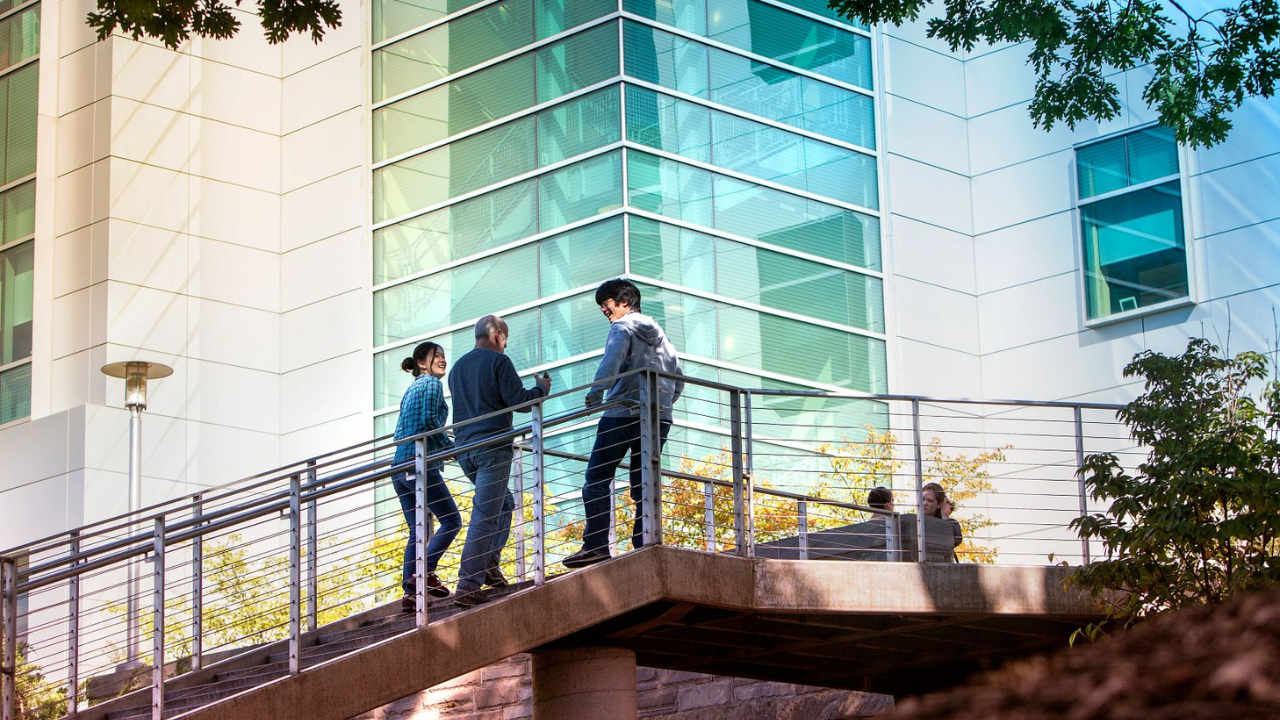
0 0 38 426
370 0 886 507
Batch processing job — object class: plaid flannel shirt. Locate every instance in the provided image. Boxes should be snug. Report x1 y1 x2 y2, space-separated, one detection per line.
392 374 454 469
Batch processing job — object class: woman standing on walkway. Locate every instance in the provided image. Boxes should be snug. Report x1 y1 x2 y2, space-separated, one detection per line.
392 341 462 609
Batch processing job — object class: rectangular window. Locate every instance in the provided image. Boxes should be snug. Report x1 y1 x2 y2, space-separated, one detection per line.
1076 126 1189 320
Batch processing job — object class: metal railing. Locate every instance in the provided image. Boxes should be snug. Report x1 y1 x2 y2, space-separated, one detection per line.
0 368 1133 720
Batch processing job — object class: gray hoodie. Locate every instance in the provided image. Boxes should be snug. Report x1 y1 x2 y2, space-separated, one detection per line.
585 311 684 420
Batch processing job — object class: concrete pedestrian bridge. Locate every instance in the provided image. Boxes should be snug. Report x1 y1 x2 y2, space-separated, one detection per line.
1 369 1127 720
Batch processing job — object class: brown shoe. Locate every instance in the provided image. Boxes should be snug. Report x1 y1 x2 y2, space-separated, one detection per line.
426 572 451 598
401 595 416 614
484 564 509 590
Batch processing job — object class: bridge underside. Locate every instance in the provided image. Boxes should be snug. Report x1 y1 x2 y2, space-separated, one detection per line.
150 548 1103 720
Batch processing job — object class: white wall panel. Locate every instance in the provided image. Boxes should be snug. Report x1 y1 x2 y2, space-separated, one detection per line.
189 117 282 192
283 48 363 134
1190 151 1280 239
970 151 1073 234
889 217 975 294
110 97 191 172
282 107 363 192
106 220 189 294
963 44 1036 117
187 176 281 251
110 39 194 112
893 338 982 398
281 227 363 311
887 156 973 234
973 212 1075 295
883 36 965 115
977 272 1081 354
188 235 280 311
190 58 283 135
186 298 280 372
893 277 979 355
884 94 968 174
182 359 280 433
1199 218 1280 301
281 168 363 250
280 351 364 433
281 289 363 372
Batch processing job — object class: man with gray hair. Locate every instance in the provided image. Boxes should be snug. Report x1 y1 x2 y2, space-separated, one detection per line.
448 314 551 607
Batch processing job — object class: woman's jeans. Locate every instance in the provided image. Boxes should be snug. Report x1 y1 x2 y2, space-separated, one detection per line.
392 466 461 596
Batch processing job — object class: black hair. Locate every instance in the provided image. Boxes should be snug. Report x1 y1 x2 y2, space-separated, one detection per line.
595 278 642 313
867 486 893 510
401 341 443 377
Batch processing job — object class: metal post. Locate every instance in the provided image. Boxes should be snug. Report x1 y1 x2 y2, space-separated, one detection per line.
608 478 619 556
127 406 143 664
1 557 14 720
638 371 662 547
513 446 526 582
191 494 203 672
703 480 715 551
288 475 301 675
730 390 747 556
911 399 926 563
69 533 80 713
151 517 166 720
1075 406 1091 564
797 501 809 560
531 404 546 586
305 460 319 631
743 391 755 558
885 512 900 561
413 439 429 628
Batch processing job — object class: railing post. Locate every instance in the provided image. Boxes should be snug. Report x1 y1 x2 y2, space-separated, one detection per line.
413 439 429 628
191 494 203 672
702 480 715 552
513 446 526 582
305 459 319 631
638 370 662 547
797 501 809 560
885 512 900 561
911 399 926 563
1 557 13 720
288 475 301 675
151 516 166 720
1075 406 1091 564
743 391 756 558
531 404 546 586
69 532 80 713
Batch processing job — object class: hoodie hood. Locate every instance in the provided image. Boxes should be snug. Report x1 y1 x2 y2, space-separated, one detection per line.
617 312 666 347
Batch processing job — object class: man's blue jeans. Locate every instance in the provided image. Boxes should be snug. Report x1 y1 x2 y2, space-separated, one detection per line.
456 445 514 592
392 466 461 596
581 416 672 552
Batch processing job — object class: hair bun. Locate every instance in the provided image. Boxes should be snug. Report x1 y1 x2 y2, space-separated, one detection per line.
401 357 416 374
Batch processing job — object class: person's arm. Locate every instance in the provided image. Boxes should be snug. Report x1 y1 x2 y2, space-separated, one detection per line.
423 379 454 452
586 323 629 406
671 361 685 407
496 355 546 413
947 517 963 548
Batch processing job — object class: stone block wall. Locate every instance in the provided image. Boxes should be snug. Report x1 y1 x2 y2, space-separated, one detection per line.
351 655 892 720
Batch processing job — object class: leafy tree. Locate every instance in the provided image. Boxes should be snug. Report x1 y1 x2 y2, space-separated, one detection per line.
829 0 1280 147
816 428 1005 563
87 0 342 50
662 450 800 551
1071 338 1280 620
15 643 69 720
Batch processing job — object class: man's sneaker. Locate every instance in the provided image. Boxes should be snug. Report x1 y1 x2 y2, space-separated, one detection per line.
426 572 451 598
484 565 509 590
453 588 489 609
400 595 416 614
562 546 611 569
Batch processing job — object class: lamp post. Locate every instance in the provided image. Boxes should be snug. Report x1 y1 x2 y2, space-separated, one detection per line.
100 361 173 665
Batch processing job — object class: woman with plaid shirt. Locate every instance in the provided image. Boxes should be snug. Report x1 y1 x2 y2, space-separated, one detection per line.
392 341 461 607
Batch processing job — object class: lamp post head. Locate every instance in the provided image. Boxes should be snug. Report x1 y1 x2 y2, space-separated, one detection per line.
101 361 174 411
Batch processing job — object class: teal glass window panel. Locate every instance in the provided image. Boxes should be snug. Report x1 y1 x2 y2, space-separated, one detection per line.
628 216 717 294
536 0 616 39
0 4 39 74
536 23 621 101
706 0 872 88
1081 181 1187 319
623 0 706 34
717 305 883 391
635 284 720 358
374 0 534 103
626 151 715 228
707 43 874 148
2 179 34 243
1077 135 1127 198
373 179 537 284
537 151 623 228
1127 125 1178 186
713 172 880 270
773 0 868 28
374 56 537 162
535 86 621 166
623 21 710 99
373 243 539 345
0 63 37 184
541 290 612 361
709 106 878 209
374 0 489 43
539 216 625 296
1 238 32 364
624 85 712 163
0 361 29 424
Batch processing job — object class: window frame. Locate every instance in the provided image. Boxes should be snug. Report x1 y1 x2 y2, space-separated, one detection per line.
1073 122 1197 328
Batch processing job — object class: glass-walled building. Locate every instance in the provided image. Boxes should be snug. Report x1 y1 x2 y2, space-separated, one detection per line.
369 0 888 461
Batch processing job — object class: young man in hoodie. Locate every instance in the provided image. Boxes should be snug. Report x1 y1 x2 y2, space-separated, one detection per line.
563 279 684 569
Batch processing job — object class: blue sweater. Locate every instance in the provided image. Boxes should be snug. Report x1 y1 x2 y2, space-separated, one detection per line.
448 348 546 448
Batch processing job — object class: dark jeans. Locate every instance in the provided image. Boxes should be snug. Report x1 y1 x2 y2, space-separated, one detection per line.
456 445 515 592
393 467 462 596
581 415 672 552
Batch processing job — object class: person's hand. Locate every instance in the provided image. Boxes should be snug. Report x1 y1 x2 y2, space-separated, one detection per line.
942 499 953 518
584 394 598 408
536 372 552 393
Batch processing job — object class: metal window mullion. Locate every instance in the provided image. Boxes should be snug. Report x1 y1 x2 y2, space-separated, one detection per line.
0 55 36 85
1076 172 1180 206
0 0 40 27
